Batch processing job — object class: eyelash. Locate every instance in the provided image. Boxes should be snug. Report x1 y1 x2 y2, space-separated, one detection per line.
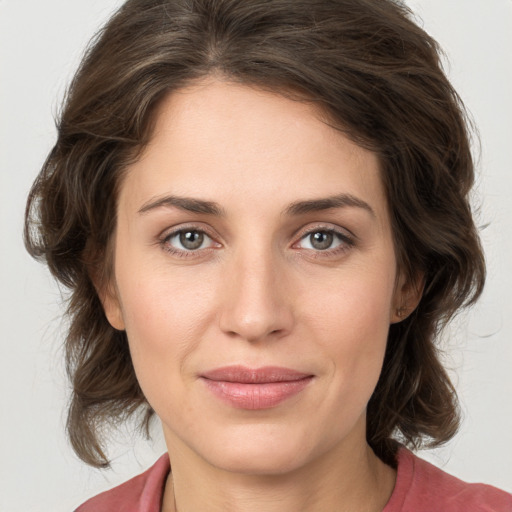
158 224 356 259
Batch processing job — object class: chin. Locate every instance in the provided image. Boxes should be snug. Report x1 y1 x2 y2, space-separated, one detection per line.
192 424 331 476
212 448 310 476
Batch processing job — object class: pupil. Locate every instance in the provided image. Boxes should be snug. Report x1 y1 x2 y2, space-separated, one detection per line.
180 231 204 250
311 231 333 250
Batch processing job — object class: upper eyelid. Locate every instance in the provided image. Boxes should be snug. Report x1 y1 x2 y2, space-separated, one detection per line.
160 223 218 241
293 223 356 241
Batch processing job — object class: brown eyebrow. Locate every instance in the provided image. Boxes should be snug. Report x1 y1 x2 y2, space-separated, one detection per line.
138 195 225 216
138 193 374 218
284 193 375 217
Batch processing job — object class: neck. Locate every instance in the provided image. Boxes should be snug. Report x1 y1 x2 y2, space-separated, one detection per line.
162 432 395 512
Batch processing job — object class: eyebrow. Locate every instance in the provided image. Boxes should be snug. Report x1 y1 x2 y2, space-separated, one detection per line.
138 195 225 216
138 192 375 218
284 193 375 217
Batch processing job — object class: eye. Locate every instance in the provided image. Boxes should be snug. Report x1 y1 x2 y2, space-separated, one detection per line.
295 228 353 252
163 229 216 253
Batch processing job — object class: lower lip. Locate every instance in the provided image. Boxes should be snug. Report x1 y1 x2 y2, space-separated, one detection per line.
201 377 313 410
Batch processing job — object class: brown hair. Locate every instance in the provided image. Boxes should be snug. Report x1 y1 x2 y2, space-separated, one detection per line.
25 0 485 468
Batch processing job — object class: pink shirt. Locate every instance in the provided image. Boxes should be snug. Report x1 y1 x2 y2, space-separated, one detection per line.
75 449 512 511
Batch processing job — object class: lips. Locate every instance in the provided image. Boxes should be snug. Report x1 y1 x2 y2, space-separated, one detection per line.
200 366 314 410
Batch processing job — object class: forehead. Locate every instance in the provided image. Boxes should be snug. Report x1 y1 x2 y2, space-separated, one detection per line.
119 79 387 220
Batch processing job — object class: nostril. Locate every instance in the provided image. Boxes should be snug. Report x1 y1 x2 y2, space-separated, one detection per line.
217 265 295 342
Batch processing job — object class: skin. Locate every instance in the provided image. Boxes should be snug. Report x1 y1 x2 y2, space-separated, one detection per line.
101 79 421 512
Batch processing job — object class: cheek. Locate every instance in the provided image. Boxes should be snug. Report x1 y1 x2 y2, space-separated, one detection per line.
113 272 205 418
119 273 203 348
113 256 222 388
301 264 395 388
304 264 395 342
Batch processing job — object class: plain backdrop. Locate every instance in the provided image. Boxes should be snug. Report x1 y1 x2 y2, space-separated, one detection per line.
1 1 511 510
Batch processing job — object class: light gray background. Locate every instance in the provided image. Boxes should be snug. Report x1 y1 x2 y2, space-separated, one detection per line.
1 1 511 510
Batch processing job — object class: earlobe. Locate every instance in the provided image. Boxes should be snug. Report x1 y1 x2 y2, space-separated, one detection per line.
390 271 424 324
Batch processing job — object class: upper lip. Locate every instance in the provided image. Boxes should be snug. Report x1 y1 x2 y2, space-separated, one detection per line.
200 365 312 383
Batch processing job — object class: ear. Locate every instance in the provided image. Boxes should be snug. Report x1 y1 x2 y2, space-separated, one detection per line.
89 265 126 331
390 270 424 324
86 240 126 331
98 281 126 331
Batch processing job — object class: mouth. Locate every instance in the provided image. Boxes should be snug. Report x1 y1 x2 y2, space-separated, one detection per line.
200 366 314 410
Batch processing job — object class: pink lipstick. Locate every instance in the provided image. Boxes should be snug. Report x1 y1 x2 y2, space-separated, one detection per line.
200 366 313 410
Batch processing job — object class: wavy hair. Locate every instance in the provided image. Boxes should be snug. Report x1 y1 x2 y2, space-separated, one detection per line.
25 0 485 467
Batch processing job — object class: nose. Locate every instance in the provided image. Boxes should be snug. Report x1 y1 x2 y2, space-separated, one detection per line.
218 248 295 343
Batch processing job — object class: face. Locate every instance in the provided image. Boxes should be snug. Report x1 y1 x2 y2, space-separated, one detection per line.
103 80 413 475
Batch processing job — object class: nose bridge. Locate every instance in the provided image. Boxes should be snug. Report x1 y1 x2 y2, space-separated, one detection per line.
219 241 293 342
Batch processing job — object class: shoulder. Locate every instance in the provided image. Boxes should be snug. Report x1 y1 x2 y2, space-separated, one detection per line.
74 454 170 512
384 448 512 512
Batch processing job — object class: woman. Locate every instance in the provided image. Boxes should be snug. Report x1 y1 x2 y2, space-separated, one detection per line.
24 0 512 510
